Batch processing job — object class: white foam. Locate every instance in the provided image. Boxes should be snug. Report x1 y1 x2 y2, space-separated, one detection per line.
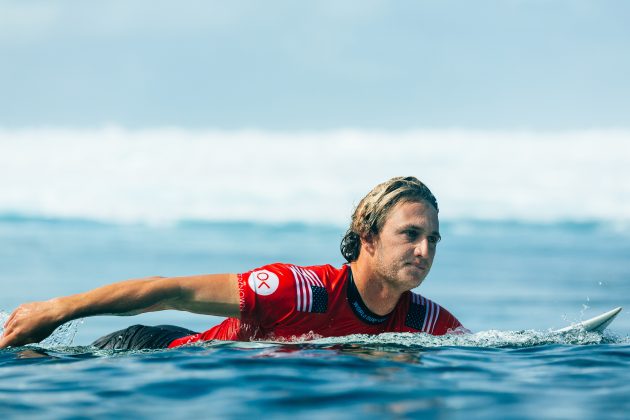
215 329 626 348
315 328 628 347
1 127 629 225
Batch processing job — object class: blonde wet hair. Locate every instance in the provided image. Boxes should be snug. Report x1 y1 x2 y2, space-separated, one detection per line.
340 176 439 263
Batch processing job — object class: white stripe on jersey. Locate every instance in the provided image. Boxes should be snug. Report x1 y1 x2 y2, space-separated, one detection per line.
303 269 325 287
420 296 429 332
430 305 441 334
423 297 433 334
292 267 302 311
289 266 323 313
425 300 434 333
414 294 440 333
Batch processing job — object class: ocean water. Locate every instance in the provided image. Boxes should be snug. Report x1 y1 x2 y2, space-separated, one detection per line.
1 218 629 418
1 129 629 417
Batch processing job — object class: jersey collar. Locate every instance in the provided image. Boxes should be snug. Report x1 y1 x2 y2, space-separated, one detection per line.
346 266 391 325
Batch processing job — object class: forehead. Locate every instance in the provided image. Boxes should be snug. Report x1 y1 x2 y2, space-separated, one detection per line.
383 200 439 229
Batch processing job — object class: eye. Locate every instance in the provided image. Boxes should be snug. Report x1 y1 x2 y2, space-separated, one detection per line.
403 230 418 241
428 235 440 244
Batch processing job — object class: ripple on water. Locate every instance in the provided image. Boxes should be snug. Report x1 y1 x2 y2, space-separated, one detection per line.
1 330 629 418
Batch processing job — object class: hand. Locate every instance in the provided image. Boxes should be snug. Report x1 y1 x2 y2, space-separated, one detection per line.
0 300 66 349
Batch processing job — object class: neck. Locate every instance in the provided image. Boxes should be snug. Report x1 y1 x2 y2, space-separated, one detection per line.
349 261 403 316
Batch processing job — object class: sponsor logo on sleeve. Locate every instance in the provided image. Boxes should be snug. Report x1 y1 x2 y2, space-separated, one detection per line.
248 270 279 296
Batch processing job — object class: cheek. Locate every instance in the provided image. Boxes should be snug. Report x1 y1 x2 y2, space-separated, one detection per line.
397 247 416 264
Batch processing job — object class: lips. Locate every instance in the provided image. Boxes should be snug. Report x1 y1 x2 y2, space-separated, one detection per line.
408 262 427 270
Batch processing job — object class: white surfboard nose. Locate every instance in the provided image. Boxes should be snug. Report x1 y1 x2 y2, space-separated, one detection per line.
556 307 623 333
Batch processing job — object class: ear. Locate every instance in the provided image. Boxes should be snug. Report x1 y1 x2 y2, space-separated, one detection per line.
360 233 377 256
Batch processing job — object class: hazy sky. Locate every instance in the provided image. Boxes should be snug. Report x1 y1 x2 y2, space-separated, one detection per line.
2 0 629 130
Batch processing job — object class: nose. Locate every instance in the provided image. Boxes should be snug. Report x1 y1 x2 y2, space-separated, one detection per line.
414 238 430 258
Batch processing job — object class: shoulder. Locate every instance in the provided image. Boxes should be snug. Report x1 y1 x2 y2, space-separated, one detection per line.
238 263 343 308
238 263 340 322
241 263 342 288
404 292 464 335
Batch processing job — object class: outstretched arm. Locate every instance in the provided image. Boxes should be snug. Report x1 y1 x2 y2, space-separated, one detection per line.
0 273 239 349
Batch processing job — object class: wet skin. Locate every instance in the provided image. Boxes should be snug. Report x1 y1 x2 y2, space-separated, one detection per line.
353 199 440 316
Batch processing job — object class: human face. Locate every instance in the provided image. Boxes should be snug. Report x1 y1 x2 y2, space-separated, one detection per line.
368 200 440 292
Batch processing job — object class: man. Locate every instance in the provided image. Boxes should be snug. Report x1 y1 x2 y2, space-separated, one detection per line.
0 176 465 350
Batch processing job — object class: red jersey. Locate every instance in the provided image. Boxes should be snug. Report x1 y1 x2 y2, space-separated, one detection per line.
169 263 464 348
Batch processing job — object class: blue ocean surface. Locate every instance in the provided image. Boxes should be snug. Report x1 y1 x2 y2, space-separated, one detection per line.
1 217 629 418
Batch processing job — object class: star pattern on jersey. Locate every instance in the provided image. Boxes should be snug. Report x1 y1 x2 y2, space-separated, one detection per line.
310 285 328 313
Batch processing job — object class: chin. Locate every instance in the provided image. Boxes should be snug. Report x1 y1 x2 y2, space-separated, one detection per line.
411 278 425 289
401 272 425 289
408 266 428 279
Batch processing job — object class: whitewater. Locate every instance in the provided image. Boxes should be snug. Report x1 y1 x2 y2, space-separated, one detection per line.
1 127 629 225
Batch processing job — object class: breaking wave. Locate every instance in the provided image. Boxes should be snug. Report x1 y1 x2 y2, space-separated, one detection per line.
1 127 629 225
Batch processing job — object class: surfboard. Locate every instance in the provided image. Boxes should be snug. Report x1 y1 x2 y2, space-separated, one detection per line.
555 307 623 333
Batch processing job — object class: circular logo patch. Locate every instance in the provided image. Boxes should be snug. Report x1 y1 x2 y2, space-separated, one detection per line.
248 270 279 296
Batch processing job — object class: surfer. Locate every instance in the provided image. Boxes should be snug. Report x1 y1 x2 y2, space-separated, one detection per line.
0 176 466 350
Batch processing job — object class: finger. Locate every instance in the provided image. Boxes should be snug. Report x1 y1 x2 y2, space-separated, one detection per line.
3 318 15 333
1 328 33 349
0 332 16 349
1 315 12 330
4 310 18 328
4 306 28 329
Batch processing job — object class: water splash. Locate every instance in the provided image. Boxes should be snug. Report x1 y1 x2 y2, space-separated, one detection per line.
195 328 628 351
0 310 81 348
0 310 8 335
307 330 612 347
580 297 591 319
40 320 82 348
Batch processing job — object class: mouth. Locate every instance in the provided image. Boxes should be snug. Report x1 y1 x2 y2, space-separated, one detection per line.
407 262 428 271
